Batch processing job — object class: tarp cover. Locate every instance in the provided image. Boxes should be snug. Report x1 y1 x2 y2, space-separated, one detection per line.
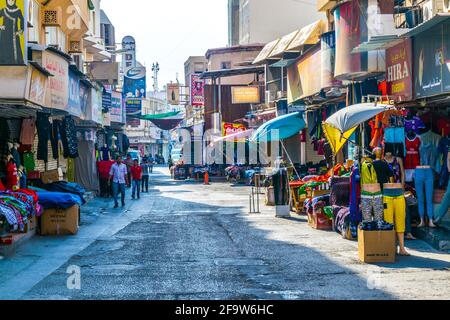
250 112 306 142
36 191 83 209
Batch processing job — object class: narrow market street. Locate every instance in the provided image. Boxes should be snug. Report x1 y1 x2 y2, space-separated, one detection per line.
0 167 448 300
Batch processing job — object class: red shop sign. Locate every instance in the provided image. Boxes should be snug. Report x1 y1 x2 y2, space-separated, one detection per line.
386 39 413 102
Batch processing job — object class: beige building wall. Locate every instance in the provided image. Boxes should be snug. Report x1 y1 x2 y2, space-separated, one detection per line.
239 0 325 45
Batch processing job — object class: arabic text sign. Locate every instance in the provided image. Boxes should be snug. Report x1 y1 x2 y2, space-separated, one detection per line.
231 86 260 104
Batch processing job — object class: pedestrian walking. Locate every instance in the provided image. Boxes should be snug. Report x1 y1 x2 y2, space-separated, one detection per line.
109 156 129 209
148 154 154 173
130 159 143 199
125 155 133 188
141 159 150 193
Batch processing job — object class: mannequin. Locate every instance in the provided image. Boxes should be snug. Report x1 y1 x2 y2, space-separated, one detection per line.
360 153 384 222
372 147 394 189
5 155 18 190
101 144 111 161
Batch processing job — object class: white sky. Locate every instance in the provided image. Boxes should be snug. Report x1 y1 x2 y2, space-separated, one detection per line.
101 0 228 90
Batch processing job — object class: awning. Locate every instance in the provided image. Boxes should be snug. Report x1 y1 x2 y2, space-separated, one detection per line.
403 13 450 38
269 58 297 68
250 112 306 142
200 66 264 79
148 118 184 131
253 39 281 65
286 20 326 52
213 129 254 143
134 111 181 120
352 35 404 53
268 30 300 59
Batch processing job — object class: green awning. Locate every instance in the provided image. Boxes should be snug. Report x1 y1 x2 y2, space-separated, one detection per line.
134 111 181 120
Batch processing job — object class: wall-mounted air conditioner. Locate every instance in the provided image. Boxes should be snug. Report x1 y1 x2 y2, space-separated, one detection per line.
422 0 447 22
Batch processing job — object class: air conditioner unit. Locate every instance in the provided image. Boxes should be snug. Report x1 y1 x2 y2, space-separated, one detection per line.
42 9 62 27
422 0 446 22
444 0 450 12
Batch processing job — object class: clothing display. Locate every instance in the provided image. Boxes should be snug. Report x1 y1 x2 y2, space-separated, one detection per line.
349 163 362 224
23 151 35 172
372 160 394 187
330 176 350 206
414 167 434 220
386 158 402 183
384 127 406 157
50 120 61 160
438 137 450 188
36 113 51 162
404 116 426 134
384 194 406 233
361 191 384 222
360 160 378 185
419 130 442 172
20 119 36 146
359 220 395 231
61 116 79 159
101 146 111 161
405 136 421 170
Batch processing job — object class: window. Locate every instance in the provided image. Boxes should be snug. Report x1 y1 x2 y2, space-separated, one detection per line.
45 26 67 51
28 0 40 43
221 61 231 70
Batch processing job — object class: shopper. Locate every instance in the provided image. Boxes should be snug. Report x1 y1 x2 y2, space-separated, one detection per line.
130 159 143 200
125 155 133 188
435 147 450 224
141 159 150 193
148 154 154 173
109 156 128 209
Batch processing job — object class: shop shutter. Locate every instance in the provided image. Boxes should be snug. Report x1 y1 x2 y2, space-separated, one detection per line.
305 131 325 164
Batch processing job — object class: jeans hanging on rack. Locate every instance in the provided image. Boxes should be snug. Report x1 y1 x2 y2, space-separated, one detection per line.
50 120 61 160
61 116 79 159
36 113 51 163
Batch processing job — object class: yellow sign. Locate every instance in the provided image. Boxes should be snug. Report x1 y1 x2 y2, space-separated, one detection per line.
0 0 28 65
231 86 260 104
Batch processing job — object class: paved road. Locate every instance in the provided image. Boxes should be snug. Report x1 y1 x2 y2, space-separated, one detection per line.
1 167 449 300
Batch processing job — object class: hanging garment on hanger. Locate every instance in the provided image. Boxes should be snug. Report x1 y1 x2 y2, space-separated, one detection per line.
20 118 36 146
405 135 421 170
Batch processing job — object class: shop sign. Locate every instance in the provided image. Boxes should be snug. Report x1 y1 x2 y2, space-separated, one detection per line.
68 69 82 117
90 87 102 124
0 0 28 66
110 91 123 123
190 74 204 107
43 50 69 111
28 66 47 106
414 22 450 98
231 86 260 104
288 46 322 104
167 83 180 105
102 87 112 111
123 66 146 127
222 122 247 142
102 111 111 127
79 82 89 120
386 39 413 102
321 31 342 89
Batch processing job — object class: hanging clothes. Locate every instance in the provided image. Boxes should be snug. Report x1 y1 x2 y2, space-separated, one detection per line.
405 136 421 170
61 116 79 159
36 112 51 162
23 151 35 172
50 120 61 160
20 118 36 146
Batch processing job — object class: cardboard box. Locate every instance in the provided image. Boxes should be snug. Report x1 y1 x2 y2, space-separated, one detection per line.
41 168 64 184
40 205 79 236
358 229 396 264
308 211 333 231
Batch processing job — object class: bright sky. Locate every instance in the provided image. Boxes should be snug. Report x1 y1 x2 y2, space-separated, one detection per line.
101 0 228 90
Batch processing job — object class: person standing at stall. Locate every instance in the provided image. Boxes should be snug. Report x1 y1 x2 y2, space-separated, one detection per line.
109 156 129 209
130 159 143 200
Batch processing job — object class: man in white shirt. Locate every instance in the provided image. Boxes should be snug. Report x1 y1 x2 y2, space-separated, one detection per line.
109 156 129 208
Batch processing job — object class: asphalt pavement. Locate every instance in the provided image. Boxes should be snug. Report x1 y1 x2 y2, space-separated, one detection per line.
0 167 449 300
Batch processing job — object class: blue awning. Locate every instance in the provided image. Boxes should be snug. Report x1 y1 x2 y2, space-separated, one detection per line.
250 112 306 142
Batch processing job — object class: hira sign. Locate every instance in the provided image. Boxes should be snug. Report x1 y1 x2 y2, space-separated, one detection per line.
386 39 413 102
222 122 247 139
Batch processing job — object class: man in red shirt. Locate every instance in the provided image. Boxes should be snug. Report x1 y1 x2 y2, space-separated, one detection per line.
130 159 143 200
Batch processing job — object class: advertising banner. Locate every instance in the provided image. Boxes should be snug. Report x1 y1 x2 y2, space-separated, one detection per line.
167 83 180 105
28 66 47 106
102 87 112 111
190 74 204 107
414 22 450 98
0 0 28 65
43 50 69 111
386 38 413 102
288 46 322 104
123 66 146 127
79 81 90 119
321 31 342 89
68 69 82 118
231 86 260 104
222 122 247 142
110 91 123 123
90 87 102 124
